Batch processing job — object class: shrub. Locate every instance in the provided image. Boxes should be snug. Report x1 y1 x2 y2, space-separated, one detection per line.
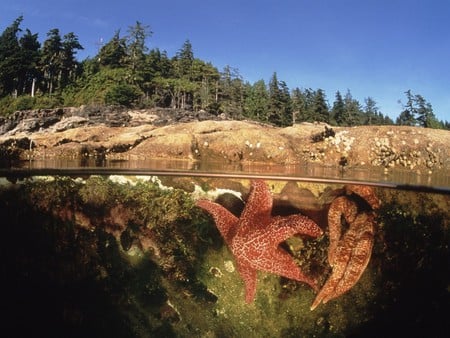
13 95 36 111
34 95 63 109
0 95 15 116
105 84 141 107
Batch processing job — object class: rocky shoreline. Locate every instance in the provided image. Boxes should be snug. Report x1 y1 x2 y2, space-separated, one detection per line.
0 106 449 178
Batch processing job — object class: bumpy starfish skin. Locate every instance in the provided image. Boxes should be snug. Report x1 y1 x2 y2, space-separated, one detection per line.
327 196 358 267
345 185 380 210
311 185 379 311
311 212 375 310
197 180 323 303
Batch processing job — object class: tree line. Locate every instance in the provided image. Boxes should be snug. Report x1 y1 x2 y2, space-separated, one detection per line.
0 17 448 129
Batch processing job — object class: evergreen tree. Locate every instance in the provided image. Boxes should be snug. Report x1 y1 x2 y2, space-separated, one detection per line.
162 40 198 109
267 72 292 126
1 17 446 130
0 16 23 96
396 90 439 127
244 79 268 121
40 28 63 94
60 32 83 88
291 87 305 123
312 89 329 123
332 91 345 125
279 80 292 124
219 65 244 117
414 94 440 128
192 60 220 111
302 88 317 122
342 90 362 126
396 110 416 126
146 49 174 106
97 31 127 68
397 90 417 126
383 114 394 125
363 97 381 125
17 29 41 96
147 48 172 78
175 40 194 79
126 21 152 85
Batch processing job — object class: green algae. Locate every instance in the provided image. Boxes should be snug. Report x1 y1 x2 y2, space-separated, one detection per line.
0 176 448 337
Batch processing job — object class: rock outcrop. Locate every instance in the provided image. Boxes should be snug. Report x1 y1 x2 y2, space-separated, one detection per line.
0 105 220 136
0 106 449 179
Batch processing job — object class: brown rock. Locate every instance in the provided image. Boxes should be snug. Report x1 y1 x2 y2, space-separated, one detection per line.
1 117 449 178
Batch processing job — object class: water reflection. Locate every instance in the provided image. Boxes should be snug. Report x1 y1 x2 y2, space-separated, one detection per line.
1 157 449 193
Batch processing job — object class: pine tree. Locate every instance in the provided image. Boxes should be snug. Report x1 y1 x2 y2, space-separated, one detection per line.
291 87 305 123
397 90 417 126
147 48 172 78
40 28 62 94
396 90 440 127
60 32 83 88
175 39 194 79
363 97 380 125
126 21 152 86
312 89 329 123
332 91 345 125
219 65 244 117
396 110 415 126
192 59 220 110
342 90 362 126
17 29 41 96
414 94 440 128
98 31 127 68
244 79 268 121
267 72 292 126
0 16 23 96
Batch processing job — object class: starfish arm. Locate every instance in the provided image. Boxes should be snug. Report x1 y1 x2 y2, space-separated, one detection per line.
346 184 380 210
311 213 375 310
333 213 375 297
236 262 258 303
261 247 319 291
310 243 353 310
239 179 273 230
196 199 239 244
327 197 358 266
266 214 323 244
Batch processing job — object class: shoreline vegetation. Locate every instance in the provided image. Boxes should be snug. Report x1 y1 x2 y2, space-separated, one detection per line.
0 17 448 129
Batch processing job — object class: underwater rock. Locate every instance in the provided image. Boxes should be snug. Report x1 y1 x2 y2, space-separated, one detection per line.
0 175 448 337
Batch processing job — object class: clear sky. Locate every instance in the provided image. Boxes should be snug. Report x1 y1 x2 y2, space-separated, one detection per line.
1 0 449 121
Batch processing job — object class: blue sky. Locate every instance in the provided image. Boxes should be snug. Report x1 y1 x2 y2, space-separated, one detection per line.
1 0 449 121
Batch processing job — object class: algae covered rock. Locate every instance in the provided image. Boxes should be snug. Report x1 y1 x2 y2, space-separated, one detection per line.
0 175 448 337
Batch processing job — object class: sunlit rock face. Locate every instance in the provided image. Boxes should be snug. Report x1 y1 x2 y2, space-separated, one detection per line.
1 108 449 179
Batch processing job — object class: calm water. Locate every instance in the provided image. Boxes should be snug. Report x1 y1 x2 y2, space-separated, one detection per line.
0 164 449 337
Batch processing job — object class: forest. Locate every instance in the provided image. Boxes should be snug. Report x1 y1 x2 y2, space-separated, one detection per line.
0 17 448 129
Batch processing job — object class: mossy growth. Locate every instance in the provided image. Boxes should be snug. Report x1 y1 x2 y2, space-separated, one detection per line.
1 177 448 337
0 175 218 337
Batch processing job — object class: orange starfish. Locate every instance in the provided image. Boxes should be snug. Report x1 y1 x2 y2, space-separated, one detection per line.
197 179 323 303
311 185 379 310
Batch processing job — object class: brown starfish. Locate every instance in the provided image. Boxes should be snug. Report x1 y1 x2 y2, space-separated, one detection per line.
311 185 379 310
197 179 323 303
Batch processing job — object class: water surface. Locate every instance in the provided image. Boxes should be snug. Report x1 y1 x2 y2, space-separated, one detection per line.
0 164 449 336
